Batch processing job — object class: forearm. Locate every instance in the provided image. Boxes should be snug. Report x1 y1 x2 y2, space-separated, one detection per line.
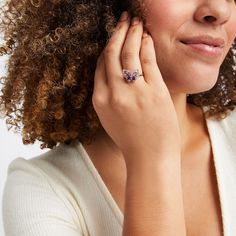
122 153 186 236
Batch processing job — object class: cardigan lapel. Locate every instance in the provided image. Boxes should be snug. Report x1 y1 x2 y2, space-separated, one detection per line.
205 109 236 236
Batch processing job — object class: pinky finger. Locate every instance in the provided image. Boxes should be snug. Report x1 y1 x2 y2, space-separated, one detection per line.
140 32 163 86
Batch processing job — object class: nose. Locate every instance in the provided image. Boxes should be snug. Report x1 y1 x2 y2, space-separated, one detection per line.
194 0 231 25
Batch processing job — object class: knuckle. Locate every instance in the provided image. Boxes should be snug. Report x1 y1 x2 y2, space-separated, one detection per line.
92 94 107 109
141 56 155 65
122 50 136 61
104 45 117 58
136 98 146 109
110 94 128 109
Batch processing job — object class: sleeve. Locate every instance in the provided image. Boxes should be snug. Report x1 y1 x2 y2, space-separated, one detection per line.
2 158 84 236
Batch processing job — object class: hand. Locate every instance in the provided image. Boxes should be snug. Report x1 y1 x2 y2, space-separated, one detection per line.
92 12 181 163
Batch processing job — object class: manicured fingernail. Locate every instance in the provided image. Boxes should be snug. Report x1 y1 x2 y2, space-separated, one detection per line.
132 17 140 25
119 11 128 21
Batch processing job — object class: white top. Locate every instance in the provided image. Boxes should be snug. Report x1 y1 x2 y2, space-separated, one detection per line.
2 107 236 236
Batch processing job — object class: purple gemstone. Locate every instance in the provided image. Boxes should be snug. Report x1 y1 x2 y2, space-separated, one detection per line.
123 69 139 82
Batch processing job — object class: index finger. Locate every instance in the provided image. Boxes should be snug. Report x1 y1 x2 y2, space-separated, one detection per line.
103 12 131 89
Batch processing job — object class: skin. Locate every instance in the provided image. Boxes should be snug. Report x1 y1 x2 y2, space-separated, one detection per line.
91 0 236 157
84 0 236 235
143 0 236 147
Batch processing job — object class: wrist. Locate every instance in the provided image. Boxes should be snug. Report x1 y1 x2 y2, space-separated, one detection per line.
124 150 181 172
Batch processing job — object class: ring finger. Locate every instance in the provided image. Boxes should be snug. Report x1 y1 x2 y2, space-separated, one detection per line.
121 17 144 85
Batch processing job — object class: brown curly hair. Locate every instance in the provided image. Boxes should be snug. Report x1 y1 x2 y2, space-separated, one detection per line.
0 0 236 149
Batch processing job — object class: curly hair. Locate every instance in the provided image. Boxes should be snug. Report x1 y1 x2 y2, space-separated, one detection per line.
0 0 236 149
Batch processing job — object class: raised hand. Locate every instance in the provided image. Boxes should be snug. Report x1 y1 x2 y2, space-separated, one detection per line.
92 11 181 163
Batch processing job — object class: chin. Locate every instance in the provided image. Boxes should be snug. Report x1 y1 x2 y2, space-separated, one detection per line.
158 55 222 94
164 70 219 94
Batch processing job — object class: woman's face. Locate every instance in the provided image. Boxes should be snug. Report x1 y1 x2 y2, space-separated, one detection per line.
143 0 236 94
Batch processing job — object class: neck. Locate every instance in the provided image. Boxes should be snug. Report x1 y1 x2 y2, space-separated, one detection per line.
170 93 205 151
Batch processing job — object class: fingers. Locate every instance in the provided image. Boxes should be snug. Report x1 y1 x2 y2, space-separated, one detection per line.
140 32 163 86
103 11 163 92
103 12 130 89
92 53 109 110
121 17 144 85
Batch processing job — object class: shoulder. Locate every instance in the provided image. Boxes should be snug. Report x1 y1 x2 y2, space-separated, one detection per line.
203 107 236 150
209 109 236 133
223 108 236 127
2 143 88 235
6 141 84 182
3 142 85 205
4 143 76 188
204 106 236 130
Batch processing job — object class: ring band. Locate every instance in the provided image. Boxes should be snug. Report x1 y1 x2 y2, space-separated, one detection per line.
122 69 143 82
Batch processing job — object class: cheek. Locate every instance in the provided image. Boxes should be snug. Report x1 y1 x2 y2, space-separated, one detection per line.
226 11 236 44
227 22 236 45
144 1 191 40
145 2 178 32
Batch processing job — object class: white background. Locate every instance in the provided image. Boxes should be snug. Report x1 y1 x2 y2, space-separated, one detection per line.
0 14 48 234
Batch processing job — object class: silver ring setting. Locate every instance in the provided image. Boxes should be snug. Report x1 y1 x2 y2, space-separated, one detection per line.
122 69 143 83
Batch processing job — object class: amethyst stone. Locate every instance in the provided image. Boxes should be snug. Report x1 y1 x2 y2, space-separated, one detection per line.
122 69 139 82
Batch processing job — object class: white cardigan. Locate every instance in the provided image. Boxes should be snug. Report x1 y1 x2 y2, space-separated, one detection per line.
2 107 236 236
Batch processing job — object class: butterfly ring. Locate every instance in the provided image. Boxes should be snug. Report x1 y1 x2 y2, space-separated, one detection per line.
122 69 143 83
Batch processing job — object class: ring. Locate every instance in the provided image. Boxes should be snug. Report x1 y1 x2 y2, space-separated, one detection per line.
122 69 143 83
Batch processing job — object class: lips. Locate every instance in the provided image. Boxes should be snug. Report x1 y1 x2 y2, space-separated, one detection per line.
180 35 225 48
180 35 225 58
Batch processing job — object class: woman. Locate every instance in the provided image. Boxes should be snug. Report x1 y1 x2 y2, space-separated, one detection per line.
1 0 236 235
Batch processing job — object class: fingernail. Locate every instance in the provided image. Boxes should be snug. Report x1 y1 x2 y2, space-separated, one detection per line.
119 11 128 21
132 17 140 26
142 30 149 38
